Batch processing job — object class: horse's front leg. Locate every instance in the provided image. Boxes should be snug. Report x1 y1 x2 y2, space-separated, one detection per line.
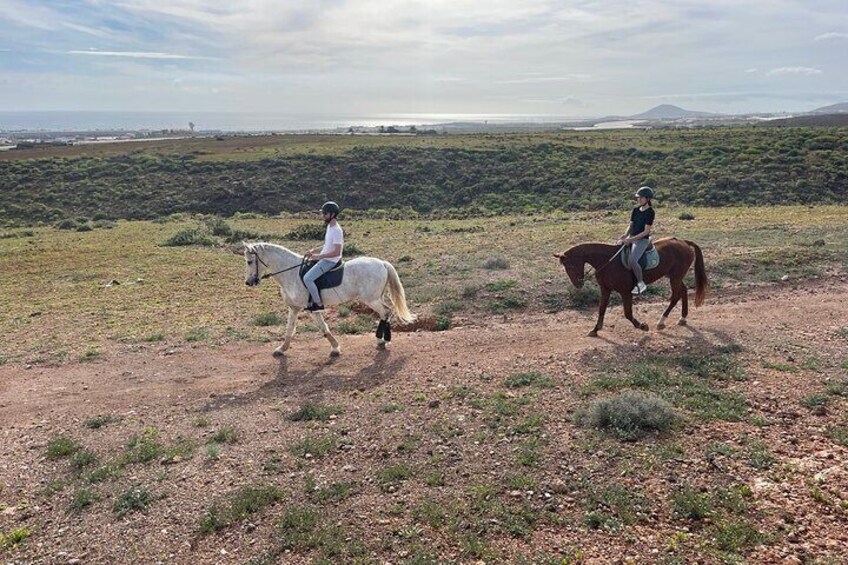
588 287 611 337
309 311 341 357
273 307 300 357
622 292 649 331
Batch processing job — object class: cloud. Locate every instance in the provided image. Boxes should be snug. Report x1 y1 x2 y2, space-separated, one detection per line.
766 66 823 76
499 75 592 84
67 50 210 60
745 68 758 73
814 32 848 41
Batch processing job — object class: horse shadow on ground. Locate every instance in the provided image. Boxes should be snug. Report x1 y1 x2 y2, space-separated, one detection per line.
577 324 744 373
201 349 408 412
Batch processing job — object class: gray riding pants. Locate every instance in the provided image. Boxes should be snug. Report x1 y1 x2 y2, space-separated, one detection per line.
629 239 651 283
304 259 337 305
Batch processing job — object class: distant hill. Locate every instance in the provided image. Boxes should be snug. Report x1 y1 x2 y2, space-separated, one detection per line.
759 113 848 127
809 102 848 114
1 127 846 224
631 104 715 120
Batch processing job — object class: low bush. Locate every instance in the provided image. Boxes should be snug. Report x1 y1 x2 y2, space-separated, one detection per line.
579 390 678 441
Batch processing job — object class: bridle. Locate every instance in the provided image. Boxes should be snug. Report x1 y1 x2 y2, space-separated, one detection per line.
247 250 306 283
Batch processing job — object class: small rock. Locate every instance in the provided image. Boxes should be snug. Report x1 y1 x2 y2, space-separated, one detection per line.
428 399 440 409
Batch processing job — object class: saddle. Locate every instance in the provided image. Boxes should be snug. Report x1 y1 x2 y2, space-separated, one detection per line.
621 240 660 271
299 260 345 293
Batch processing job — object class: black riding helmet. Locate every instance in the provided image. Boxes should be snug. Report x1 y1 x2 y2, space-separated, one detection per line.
635 186 654 199
320 201 340 218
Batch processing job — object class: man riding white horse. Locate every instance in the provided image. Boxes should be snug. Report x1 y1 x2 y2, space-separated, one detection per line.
241 202 416 356
304 201 343 312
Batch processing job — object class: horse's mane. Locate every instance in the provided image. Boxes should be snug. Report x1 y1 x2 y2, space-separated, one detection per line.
249 242 299 257
565 242 620 257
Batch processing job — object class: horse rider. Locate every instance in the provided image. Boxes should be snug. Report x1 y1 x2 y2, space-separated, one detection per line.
304 201 344 311
616 186 655 295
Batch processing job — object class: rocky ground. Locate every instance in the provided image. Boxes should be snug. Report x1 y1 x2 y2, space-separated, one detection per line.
1 278 847 564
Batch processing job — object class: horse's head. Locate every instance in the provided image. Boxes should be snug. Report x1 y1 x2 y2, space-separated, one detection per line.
242 243 263 287
553 251 584 288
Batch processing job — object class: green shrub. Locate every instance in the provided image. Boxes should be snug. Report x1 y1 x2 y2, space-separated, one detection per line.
376 464 413 489
0 527 31 550
289 403 342 422
714 519 763 552
162 228 215 247
55 218 78 230
209 425 239 444
672 486 713 520
289 434 337 458
678 212 696 221
204 216 232 236
114 485 151 517
580 391 678 441
286 224 325 240
485 279 518 292
504 372 554 389
70 488 100 512
200 485 283 534
252 311 282 326
46 435 81 459
482 257 509 270
344 242 365 256
434 316 452 331
84 415 117 429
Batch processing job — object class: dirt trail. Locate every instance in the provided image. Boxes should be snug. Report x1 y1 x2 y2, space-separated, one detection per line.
3 279 844 421
1 279 847 564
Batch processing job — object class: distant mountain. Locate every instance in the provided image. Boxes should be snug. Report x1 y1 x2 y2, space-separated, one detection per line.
809 102 848 114
759 113 848 127
630 104 715 120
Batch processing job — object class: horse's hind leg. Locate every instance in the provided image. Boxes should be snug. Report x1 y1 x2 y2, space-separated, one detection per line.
678 280 689 326
366 299 391 350
657 279 681 330
309 311 341 356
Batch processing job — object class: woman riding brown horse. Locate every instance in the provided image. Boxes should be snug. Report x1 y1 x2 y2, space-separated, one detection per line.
554 238 708 336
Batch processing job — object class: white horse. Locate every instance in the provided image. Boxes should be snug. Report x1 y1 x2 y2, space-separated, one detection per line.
241 242 416 357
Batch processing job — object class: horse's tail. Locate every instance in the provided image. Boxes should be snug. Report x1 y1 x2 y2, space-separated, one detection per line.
383 261 416 324
686 240 709 307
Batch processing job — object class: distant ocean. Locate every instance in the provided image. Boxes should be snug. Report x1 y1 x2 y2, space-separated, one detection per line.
0 111 583 133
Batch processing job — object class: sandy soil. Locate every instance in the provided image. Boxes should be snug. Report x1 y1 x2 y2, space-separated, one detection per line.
1 279 847 564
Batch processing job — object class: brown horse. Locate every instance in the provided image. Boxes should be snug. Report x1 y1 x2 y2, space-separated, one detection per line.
554 237 708 337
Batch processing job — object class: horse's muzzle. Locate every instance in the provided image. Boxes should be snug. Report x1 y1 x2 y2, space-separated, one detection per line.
245 277 259 287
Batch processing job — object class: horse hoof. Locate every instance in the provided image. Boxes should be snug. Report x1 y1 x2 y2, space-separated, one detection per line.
588 329 599 337
657 322 666 330
678 319 687 326
376 341 387 350
640 323 649 331
329 350 341 358
272 348 286 358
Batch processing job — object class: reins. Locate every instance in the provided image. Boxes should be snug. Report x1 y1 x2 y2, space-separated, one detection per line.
251 252 307 280
584 244 627 279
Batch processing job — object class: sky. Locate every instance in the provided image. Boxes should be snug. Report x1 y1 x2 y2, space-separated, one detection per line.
0 0 846 118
